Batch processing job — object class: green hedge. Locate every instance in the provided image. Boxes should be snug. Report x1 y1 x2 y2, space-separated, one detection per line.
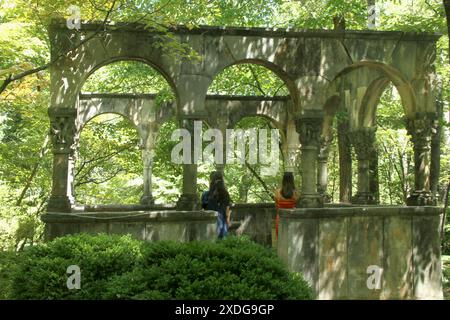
10 234 313 300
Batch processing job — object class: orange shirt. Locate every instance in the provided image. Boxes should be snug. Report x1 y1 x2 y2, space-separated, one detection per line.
274 189 298 209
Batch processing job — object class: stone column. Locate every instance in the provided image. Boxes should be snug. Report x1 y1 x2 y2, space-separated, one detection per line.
176 118 199 210
296 112 324 208
215 118 228 173
140 124 158 206
284 119 299 173
350 127 376 205
140 148 155 205
406 113 437 206
317 139 331 203
47 108 77 212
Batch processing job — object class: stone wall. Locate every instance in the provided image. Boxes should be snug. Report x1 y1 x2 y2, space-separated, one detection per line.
277 206 443 300
230 203 275 246
41 210 217 242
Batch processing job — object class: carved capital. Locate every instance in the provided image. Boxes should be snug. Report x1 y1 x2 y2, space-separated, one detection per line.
48 108 77 154
296 113 323 147
349 127 376 160
406 113 437 151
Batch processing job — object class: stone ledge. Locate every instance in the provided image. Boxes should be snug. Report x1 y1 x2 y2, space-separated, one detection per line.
279 206 441 219
42 210 217 223
48 19 442 41
232 203 275 209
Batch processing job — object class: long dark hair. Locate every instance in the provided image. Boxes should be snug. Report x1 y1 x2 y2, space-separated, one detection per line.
208 171 230 204
281 172 295 199
209 171 223 191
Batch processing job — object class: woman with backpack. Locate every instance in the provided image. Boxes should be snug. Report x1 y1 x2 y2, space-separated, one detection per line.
201 171 232 240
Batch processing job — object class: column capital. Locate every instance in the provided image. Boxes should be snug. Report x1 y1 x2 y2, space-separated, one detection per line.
48 107 77 154
295 111 324 147
406 112 438 149
349 127 376 160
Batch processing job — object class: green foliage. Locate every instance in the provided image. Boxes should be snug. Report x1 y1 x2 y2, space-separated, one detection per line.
9 234 313 300
75 114 143 205
443 211 450 256
443 254 450 300
82 61 175 102
11 233 143 299
0 0 448 248
208 64 289 96
0 250 18 299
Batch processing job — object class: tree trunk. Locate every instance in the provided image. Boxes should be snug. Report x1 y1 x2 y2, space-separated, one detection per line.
444 0 450 59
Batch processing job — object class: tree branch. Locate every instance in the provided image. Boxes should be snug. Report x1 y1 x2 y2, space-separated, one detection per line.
0 0 117 95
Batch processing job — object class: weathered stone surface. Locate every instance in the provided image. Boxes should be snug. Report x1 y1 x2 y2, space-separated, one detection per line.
381 216 413 299
287 217 319 293
277 206 443 300
347 216 383 299
412 215 443 299
318 218 347 299
109 222 146 240
231 203 273 246
41 210 217 243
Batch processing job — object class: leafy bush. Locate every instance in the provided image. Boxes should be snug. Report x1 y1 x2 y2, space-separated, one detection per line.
0 250 19 299
11 233 143 299
10 234 313 300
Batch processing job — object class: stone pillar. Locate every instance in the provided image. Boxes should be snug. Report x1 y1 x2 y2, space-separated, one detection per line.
350 127 376 205
317 139 331 203
284 119 299 173
140 124 158 206
47 108 77 212
406 113 437 206
176 118 199 210
140 148 155 205
296 112 324 208
215 118 228 173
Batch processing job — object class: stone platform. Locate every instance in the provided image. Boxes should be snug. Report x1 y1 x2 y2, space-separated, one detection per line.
41 210 217 242
277 206 443 300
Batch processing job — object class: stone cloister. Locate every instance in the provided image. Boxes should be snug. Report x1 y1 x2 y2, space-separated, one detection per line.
42 21 443 299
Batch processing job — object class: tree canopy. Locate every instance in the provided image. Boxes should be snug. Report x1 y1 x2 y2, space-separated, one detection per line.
0 0 448 251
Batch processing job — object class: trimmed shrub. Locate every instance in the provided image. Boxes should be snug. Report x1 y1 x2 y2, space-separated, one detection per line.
11 233 143 299
11 234 313 300
0 250 19 299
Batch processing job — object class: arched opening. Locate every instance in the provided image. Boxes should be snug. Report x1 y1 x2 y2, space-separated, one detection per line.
75 60 177 206
374 83 414 204
224 116 287 204
208 63 290 97
328 63 417 205
82 60 175 98
75 113 141 205
206 63 293 204
151 118 182 205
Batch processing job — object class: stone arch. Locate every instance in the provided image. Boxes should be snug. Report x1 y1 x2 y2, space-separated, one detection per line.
358 76 391 128
51 54 179 110
333 60 417 121
78 110 141 136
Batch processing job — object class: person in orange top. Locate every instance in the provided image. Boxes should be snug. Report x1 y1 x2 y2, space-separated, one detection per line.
274 172 299 240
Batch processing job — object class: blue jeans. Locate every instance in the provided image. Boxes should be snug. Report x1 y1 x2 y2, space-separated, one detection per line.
217 213 228 239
